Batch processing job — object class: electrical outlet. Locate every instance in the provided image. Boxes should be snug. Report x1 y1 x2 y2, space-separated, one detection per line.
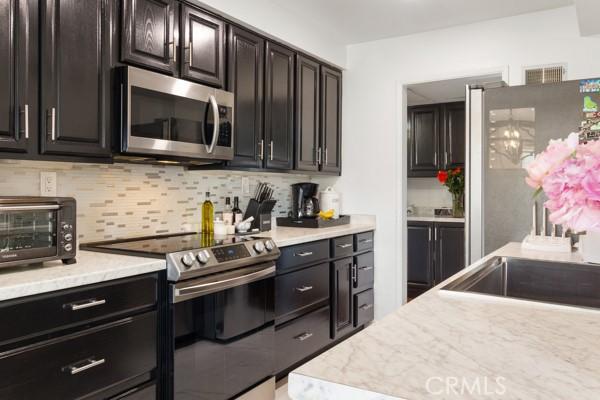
242 177 250 195
40 172 57 197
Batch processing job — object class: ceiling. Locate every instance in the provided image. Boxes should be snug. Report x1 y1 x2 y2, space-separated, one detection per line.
273 0 573 45
407 73 504 106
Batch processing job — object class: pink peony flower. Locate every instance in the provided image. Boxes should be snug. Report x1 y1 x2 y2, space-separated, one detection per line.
525 132 578 189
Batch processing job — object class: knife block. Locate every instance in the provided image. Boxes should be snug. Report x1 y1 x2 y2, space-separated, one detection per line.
244 199 277 232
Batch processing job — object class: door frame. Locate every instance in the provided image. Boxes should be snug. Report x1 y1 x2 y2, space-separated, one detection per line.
397 66 509 305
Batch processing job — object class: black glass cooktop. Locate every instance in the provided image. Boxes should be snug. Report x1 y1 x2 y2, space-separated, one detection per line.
81 232 251 258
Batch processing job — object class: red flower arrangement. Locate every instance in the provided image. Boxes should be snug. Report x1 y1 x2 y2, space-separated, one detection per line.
437 167 465 217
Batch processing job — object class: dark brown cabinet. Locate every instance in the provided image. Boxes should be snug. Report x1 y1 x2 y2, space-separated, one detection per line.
407 221 464 299
408 102 465 176
264 41 294 170
40 0 111 157
227 25 264 168
180 5 225 87
331 257 354 339
121 0 176 74
320 66 342 174
295 54 320 172
0 0 37 155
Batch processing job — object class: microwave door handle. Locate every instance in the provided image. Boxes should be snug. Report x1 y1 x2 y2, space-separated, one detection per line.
206 95 220 154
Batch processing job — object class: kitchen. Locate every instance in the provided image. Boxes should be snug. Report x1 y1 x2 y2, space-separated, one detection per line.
1 0 600 399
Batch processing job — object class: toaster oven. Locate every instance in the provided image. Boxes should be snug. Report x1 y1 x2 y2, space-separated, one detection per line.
0 197 76 268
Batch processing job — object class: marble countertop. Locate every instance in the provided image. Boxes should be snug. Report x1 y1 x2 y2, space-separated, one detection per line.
289 243 600 400
0 251 165 301
255 215 376 247
407 215 465 223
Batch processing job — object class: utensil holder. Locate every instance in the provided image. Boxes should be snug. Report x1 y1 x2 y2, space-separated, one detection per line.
244 199 277 232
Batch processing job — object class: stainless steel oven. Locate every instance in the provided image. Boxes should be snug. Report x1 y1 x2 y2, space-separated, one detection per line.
0 197 76 267
118 66 234 162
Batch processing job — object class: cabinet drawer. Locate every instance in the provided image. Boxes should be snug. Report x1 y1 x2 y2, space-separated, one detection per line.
354 289 374 327
354 231 374 253
276 263 329 322
0 312 157 400
0 275 157 347
277 240 329 273
354 252 374 293
113 382 156 400
275 306 330 373
331 235 354 259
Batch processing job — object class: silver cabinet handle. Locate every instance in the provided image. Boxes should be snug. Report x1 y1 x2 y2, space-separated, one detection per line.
352 264 358 282
188 42 193 67
65 298 106 311
170 41 176 62
22 104 29 139
359 239 373 244
206 95 220 154
49 108 56 141
295 285 313 293
434 227 438 241
317 147 322 165
325 148 328 165
295 251 313 257
295 332 313 341
428 228 432 242
359 304 373 311
359 266 374 271
444 152 448 167
337 243 352 249
269 140 274 160
259 140 264 160
64 358 106 375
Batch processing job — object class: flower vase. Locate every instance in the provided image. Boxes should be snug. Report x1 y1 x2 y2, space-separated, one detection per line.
452 193 464 218
580 231 600 264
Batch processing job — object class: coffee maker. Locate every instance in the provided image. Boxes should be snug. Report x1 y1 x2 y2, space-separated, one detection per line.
291 182 320 219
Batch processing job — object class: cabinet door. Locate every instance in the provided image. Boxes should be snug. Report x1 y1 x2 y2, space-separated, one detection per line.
407 222 434 288
295 55 320 172
435 223 465 283
0 0 37 154
121 0 176 74
227 26 264 168
442 102 465 169
331 257 353 339
264 41 294 170
40 0 111 157
180 5 225 87
408 105 440 177
320 66 342 174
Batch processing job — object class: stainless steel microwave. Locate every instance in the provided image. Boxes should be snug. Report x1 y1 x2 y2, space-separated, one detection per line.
0 197 76 268
117 66 234 162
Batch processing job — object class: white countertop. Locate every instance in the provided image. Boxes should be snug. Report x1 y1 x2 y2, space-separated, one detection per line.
407 215 465 223
0 251 165 301
289 243 600 400
255 215 376 247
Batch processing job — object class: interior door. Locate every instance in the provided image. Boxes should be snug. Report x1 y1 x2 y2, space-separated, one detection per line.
264 41 294 170
320 66 342 174
40 0 111 157
180 5 225 88
0 0 37 154
295 54 320 172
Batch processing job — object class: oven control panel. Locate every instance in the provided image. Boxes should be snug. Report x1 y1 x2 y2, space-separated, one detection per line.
212 244 251 262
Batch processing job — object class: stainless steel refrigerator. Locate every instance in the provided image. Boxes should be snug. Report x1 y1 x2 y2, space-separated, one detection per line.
466 78 600 262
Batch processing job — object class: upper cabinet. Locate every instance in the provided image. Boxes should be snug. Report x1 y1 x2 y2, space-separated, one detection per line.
121 0 177 74
407 102 465 177
40 0 111 157
180 6 225 87
0 0 37 155
320 66 342 174
264 41 294 170
295 55 320 172
227 26 264 169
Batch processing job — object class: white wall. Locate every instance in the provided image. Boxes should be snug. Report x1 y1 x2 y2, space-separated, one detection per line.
338 6 600 318
194 0 346 68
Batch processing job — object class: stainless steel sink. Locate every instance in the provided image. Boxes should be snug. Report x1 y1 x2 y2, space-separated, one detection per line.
441 256 600 310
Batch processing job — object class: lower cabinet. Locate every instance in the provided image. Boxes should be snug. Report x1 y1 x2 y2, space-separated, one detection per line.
354 289 374 327
331 257 354 339
408 221 464 298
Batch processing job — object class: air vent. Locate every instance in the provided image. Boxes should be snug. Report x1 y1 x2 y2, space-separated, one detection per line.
524 65 565 85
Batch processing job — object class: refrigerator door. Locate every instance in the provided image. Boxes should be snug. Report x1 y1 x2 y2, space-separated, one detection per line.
469 80 586 258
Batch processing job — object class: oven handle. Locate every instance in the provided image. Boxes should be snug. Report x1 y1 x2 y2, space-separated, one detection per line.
206 95 220 154
0 204 60 211
173 264 275 303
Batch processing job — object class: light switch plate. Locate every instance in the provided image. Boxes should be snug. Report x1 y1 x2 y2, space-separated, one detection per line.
242 177 250 195
40 171 57 197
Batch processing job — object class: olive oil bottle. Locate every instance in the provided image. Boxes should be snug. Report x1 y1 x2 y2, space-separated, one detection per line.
202 192 214 234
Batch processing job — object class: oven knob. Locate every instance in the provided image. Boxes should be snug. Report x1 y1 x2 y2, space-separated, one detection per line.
265 240 275 252
64 233 73 242
62 224 72 231
64 243 73 252
181 253 195 268
196 251 209 264
253 241 265 253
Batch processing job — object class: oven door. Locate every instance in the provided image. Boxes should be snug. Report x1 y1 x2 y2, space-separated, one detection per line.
0 204 59 266
171 263 275 400
120 66 234 161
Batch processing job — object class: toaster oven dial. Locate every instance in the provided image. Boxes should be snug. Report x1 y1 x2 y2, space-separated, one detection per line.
64 233 73 242
62 224 73 231
64 243 73 252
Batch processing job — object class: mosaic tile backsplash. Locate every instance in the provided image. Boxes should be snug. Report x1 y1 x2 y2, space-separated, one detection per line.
0 160 337 242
